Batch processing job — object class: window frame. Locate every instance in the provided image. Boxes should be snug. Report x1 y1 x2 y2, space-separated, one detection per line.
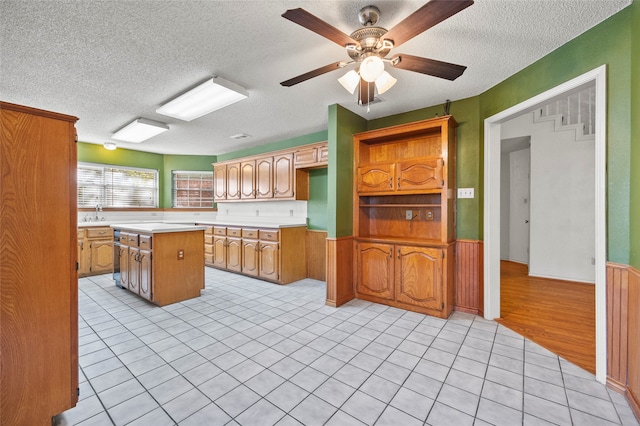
77 162 159 208
171 170 214 208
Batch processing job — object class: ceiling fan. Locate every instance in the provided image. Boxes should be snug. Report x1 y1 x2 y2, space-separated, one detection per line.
280 0 474 106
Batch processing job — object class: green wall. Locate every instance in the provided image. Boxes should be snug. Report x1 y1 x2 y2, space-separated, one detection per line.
215 131 327 162
630 0 640 267
77 142 216 208
327 104 367 238
308 168 328 230
478 3 635 265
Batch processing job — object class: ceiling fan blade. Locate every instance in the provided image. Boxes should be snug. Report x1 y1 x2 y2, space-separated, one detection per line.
358 78 375 105
280 61 345 87
282 8 356 47
392 54 467 81
383 0 473 48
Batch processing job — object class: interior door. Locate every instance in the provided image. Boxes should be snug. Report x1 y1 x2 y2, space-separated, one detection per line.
509 147 530 265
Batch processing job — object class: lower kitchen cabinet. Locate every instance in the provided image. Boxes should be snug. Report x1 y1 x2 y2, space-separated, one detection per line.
77 226 113 277
354 241 454 318
115 227 204 306
201 224 306 284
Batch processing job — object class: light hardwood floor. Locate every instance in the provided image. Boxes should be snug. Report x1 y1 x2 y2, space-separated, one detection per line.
496 260 596 374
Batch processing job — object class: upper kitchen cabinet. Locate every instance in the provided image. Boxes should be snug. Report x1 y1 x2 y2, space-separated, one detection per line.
1 102 79 424
213 142 326 203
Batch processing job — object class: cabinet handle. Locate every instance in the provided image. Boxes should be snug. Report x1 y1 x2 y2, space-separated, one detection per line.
99 231 106 235
398 248 401 259
397 176 401 188
389 178 392 188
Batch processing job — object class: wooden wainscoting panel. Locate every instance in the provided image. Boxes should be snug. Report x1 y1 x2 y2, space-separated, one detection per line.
306 230 327 281
607 262 629 389
326 236 354 307
627 266 640 419
454 240 483 315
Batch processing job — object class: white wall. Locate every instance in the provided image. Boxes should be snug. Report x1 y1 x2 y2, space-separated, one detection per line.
502 112 595 283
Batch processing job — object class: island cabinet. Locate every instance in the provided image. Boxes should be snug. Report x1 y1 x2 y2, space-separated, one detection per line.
1 102 79 424
114 224 204 306
353 116 457 319
77 226 114 277
213 142 326 202
202 224 306 284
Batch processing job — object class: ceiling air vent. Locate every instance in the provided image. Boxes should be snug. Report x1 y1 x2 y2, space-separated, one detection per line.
229 133 251 140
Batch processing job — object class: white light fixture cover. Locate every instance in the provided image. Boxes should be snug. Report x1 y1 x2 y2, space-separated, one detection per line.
338 70 360 94
375 71 397 95
111 118 169 143
156 76 249 121
103 142 117 150
359 56 384 83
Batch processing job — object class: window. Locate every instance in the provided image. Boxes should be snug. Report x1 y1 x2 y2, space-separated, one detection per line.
172 171 214 208
77 163 158 208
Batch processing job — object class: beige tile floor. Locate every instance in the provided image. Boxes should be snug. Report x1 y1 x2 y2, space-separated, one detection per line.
54 268 639 425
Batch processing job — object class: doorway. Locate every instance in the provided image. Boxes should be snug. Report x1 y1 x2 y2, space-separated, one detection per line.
483 65 607 383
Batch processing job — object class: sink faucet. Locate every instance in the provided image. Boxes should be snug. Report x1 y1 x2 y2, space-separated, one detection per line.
95 203 101 221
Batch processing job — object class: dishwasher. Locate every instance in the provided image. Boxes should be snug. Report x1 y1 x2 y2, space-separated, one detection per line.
113 229 123 288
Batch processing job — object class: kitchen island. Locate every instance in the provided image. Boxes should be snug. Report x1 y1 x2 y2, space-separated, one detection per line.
111 223 205 306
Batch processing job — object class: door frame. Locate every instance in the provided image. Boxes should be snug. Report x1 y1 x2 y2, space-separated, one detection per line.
483 65 607 382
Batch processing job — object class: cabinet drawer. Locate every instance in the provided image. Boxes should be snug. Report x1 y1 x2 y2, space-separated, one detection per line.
125 233 139 247
294 147 318 167
204 244 213 255
139 235 152 250
205 253 214 264
259 229 279 242
77 229 86 239
87 227 112 239
227 227 242 237
242 228 259 239
204 235 214 245
203 226 213 235
213 227 226 236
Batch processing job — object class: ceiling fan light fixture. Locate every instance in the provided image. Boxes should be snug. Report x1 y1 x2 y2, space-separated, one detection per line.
359 56 384 83
103 141 117 150
375 71 397 95
338 70 360 94
111 118 169 143
156 76 248 121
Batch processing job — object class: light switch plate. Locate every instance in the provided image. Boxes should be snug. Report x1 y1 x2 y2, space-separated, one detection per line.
458 188 474 199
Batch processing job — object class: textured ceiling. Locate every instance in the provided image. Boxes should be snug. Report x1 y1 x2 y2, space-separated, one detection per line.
0 0 631 155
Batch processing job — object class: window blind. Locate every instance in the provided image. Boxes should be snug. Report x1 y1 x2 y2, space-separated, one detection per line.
78 163 158 208
172 171 214 208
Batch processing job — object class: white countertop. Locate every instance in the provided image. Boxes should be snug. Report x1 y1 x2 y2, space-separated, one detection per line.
109 222 207 233
195 219 307 229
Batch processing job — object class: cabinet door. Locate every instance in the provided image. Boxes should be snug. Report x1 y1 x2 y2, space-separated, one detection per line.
226 162 241 200
395 246 443 310
396 158 444 191
226 237 242 272
274 153 294 198
78 239 88 275
240 160 256 199
138 249 153 301
214 164 227 201
256 157 273 199
128 247 140 294
318 144 328 165
294 147 318 167
357 163 394 193
259 241 280 281
355 242 394 300
90 240 113 274
119 245 130 287
241 239 259 277
213 236 227 268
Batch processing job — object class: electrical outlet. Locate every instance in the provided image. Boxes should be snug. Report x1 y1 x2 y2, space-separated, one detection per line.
405 210 413 220
458 188 474 199
177 249 184 260
425 209 434 221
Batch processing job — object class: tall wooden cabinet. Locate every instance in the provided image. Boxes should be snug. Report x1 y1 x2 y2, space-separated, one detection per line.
0 102 79 424
353 116 456 319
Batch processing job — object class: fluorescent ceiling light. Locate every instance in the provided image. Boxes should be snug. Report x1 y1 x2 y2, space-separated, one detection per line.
156 77 249 121
111 118 169 143
338 70 360 94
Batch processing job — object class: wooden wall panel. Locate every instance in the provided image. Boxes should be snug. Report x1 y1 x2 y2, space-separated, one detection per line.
326 237 353 307
306 230 327 281
607 262 629 390
454 240 483 316
627 267 640 419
